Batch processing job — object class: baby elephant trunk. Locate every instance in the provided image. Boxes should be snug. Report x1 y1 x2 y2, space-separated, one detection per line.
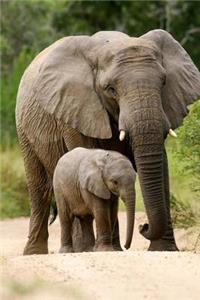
121 188 136 249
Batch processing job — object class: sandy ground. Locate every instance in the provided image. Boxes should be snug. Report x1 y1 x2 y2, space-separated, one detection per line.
0 212 200 300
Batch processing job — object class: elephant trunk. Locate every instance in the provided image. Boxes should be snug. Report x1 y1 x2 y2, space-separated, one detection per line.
122 188 135 249
119 84 168 241
134 149 167 240
121 188 136 249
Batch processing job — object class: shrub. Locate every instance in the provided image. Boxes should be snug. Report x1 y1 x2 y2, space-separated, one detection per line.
176 101 200 197
0 148 30 219
170 193 199 229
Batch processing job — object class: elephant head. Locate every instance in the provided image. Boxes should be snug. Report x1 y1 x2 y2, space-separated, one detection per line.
79 150 136 250
34 30 200 241
100 151 136 249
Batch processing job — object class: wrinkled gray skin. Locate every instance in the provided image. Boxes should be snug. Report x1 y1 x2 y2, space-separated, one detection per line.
16 30 200 255
53 148 136 252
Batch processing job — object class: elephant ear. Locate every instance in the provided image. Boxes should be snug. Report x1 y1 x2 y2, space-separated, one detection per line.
34 36 112 139
141 29 200 129
79 156 111 200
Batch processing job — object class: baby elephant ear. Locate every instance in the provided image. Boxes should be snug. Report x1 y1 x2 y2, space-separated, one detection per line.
79 158 111 200
34 36 112 139
141 29 200 130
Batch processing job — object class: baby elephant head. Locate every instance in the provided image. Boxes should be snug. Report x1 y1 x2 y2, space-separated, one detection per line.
79 149 136 249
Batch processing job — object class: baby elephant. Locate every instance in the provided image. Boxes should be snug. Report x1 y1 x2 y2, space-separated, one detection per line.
53 147 136 252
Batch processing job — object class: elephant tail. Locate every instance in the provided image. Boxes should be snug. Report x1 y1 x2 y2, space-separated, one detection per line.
49 199 58 225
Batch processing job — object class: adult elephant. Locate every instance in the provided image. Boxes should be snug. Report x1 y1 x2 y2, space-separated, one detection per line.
16 30 200 255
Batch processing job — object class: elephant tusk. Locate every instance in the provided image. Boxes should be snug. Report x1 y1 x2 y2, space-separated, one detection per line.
169 129 177 138
119 130 126 141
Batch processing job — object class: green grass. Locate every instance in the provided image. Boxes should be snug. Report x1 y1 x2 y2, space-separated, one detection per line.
0 147 30 219
170 193 200 229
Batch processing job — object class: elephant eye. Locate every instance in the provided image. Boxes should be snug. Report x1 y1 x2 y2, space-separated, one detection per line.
112 180 118 186
105 85 117 98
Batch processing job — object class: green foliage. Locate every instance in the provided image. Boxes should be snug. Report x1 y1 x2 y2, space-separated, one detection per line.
171 193 200 229
1 0 56 74
1 0 200 74
165 102 200 228
0 148 30 219
51 0 158 35
51 0 200 68
1 50 35 146
176 101 200 196
170 0 200 69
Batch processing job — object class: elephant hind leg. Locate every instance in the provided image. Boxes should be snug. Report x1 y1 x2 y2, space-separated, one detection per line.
55 193 74 253
18 131 52 255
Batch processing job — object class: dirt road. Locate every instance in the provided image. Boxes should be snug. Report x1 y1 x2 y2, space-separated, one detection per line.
1 212 200 300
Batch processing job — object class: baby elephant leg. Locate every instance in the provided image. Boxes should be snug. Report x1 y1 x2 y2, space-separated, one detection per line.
72 216 95 252
94 200 114 252
79 215 95 252
56 193 73 253
110 198 123 251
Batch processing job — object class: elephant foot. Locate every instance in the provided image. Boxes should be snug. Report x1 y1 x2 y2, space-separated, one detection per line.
148 239 179 251
73 238 95 253
113 244 123 251
94 244 114 252
74 242 95 253
59 245 74 253
112 238 123 251
23 241 48 255
82 245 94 252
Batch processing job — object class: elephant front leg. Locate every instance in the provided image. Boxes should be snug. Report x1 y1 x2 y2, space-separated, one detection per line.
23 160 52 255
94 200 114 252
18 130 52 255
148 149 179 251
24 188 52 255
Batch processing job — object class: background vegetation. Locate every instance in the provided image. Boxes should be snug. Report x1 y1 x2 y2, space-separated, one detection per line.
1 0 200 227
